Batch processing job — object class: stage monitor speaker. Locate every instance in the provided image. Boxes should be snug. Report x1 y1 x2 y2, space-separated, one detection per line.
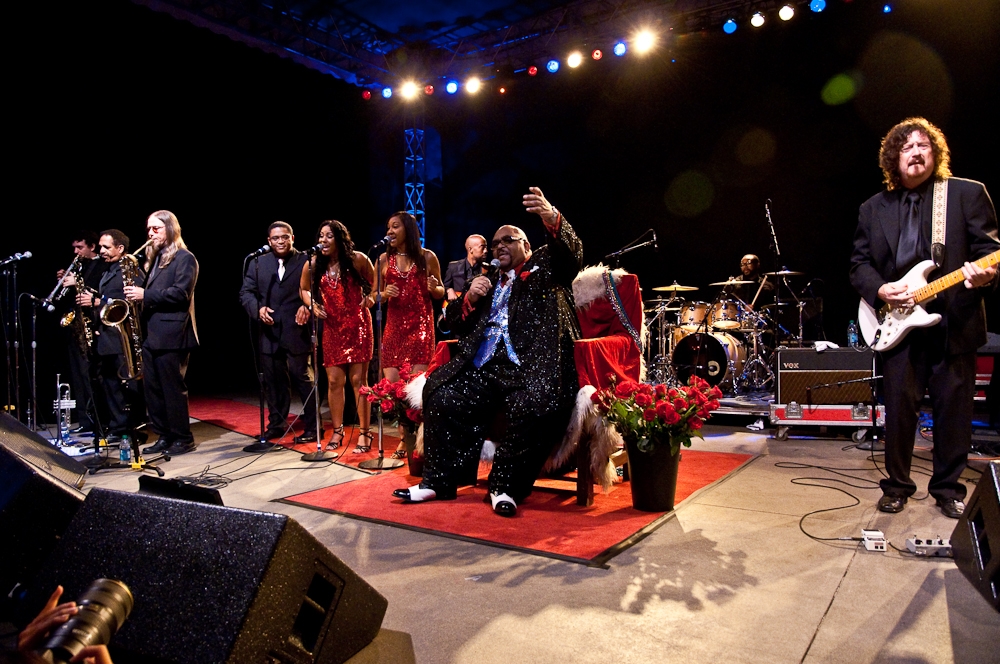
18 488 388 664
0 413 86 613
776 348 875 405
951 460 1000 612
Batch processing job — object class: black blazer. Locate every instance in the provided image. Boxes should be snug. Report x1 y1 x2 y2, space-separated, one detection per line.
238 250 311 355
95 261 146 356
141 248 199 351
850 177 999 354
428 219 583 417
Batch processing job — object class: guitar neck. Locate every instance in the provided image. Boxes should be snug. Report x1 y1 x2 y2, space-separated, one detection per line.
912 250 1000 304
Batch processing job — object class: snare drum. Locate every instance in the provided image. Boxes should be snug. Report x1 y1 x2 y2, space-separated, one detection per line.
671 331 746 388
678 301 709 331
709 299 741 330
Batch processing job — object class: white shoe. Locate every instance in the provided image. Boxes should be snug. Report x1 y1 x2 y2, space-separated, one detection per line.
746 418 765 431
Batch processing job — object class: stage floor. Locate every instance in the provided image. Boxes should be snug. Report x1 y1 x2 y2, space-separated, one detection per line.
60 414 999 664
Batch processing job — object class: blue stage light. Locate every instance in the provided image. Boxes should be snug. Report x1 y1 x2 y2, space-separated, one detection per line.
723 19 737 34
613 42 626 57
810 0 826 12
382 87 392 98
445 81 458 94
546 59 560 73
883 4 892 13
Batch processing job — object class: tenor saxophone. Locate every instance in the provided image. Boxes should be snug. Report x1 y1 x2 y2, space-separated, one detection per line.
99 240 151 380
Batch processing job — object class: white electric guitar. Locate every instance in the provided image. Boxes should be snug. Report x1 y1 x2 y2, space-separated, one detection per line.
858 249 1000 351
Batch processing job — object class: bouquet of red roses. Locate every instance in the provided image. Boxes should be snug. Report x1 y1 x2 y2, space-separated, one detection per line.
591 375 723 456
360 363 423 434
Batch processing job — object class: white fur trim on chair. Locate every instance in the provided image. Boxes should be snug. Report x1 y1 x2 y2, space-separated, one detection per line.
572 264 627 310
543 385 624 493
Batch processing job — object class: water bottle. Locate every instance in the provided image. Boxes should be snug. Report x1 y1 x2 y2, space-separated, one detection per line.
119 434 132 463
846 320 859 348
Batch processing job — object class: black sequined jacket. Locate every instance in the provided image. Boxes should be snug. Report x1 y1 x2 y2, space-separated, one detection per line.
426 218 584 417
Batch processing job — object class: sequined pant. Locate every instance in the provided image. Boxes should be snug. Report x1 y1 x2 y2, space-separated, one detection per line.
422 351 570 502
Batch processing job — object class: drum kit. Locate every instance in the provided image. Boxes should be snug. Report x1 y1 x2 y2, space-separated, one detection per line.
644 271 810 395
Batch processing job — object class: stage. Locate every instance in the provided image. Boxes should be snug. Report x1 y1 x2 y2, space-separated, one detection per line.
63 408 999 664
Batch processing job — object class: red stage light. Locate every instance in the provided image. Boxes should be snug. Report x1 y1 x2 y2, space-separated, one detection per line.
361 90 371 100
425 85 434 95
528 65 538 76
592 49 603 60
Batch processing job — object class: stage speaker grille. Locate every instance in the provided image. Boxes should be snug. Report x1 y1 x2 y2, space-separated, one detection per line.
951 460 1000 612
776 348 875 405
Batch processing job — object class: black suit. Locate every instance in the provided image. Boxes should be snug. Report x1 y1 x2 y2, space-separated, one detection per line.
59 256 108 431
422 220 583 502
442 258 480 296
140 247 199 446
238 250 316 435
94 261 146 434
850 177 999 500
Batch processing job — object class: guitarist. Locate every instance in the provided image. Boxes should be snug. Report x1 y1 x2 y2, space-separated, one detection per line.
850 117 999 518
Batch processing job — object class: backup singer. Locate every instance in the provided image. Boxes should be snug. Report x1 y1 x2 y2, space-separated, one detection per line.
299 220 376 453
850 117 998 518
239 222 317 447
77 230 146 441
125 210 200 457
394 187 583 516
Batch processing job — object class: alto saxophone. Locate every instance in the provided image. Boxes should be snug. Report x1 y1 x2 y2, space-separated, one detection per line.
59 256 94 352
99 240 151 380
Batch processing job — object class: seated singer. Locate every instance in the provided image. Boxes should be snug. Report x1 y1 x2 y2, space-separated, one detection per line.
393 187 583 517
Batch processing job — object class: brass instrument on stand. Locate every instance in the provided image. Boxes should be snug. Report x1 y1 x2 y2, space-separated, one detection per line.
99 239 151 380
59 257 94 351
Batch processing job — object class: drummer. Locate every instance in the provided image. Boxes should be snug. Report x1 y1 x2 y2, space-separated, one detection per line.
727 254 774 308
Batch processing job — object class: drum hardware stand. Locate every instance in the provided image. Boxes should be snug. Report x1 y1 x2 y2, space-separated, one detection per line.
358 242 403 472
645 295 682 385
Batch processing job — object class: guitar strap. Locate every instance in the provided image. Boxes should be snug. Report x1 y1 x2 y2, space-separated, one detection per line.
931 178 948 266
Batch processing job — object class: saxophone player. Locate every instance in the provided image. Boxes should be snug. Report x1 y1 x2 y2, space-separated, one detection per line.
56 230 108 435
77 230 146 442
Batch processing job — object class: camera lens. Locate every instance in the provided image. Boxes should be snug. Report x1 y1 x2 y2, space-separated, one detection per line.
44 579 133 662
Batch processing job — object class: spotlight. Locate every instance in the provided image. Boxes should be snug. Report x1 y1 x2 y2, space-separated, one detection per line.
723 19 737 34
361 90 371 100
592 49 603 60
465 77 481 93
424 85 434 95
567 51 583 68
778 5 794 20
810 0 826 11
546 59 560 73
445 81 458 94
382 87 392 98
882 4 892 13
400 81 418 100
634 30 656 54
499 87 506 94
527 65 538 76
613 42 626 56
751 12 765 27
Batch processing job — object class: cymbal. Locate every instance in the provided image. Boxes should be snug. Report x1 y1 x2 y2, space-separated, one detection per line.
644 305 681 313
764 270 804 276
709 280 752 286
652 283 698 292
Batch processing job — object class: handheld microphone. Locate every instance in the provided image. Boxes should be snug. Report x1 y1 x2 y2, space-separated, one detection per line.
247 245 271 258
371 236 391 250
306 243 323 255
485 258 501 284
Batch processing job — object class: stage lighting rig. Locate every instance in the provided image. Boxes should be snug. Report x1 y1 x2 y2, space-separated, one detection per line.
778 5 795 21
382 87 392 98
567 52 583 68
810 0 826 11
592 49 603 60
546 59 560 73
751 12 765 27
400 81 418 100
445 81 458 94
723 19 738 34
465 77 481 93
613 42 626 57
634 30 656 54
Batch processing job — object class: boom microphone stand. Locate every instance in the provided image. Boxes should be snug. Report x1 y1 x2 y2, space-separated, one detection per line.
359 242 403 471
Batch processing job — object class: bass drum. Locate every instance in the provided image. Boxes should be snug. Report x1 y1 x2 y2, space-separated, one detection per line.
671 332 746 388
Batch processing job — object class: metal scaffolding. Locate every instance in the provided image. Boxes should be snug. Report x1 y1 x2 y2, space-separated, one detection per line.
404 118 426 245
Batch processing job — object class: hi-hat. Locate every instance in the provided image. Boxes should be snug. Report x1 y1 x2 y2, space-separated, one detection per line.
644 305 682 313
764 270 804 276
709 279 752 286
652 283 698 292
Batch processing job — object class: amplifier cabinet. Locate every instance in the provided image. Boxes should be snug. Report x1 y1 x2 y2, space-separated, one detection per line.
776 348 875 405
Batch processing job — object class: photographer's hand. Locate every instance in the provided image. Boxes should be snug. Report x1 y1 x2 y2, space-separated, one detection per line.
18 585 78 652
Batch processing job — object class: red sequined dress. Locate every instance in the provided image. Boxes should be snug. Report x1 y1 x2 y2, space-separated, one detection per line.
320 265 373 367
382 253 435 367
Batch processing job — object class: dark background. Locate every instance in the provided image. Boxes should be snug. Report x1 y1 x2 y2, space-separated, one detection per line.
3 0 997 423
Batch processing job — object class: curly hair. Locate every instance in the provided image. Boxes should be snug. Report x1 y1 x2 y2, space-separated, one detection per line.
878 117 951 191
313 220 371 307
387 211 427 273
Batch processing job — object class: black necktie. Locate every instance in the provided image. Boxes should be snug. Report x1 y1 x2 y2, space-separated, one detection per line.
897 190 922 270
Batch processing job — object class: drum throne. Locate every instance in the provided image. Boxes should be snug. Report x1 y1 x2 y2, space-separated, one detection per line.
404 266 645 506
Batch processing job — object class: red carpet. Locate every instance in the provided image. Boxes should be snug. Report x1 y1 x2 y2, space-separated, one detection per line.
189 396 404 467
278 450 754 566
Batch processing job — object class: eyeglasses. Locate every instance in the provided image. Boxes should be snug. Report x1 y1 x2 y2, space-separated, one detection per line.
740 260 756 266
269 234 292 242
491 235 525 249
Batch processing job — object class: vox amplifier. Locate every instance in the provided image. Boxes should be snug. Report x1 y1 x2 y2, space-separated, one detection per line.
776 348 875 405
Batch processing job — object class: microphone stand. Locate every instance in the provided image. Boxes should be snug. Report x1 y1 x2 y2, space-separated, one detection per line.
603 230 656 268
242 254 276 453
2 262 22 423
359 244 403 471
302 250 338 462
